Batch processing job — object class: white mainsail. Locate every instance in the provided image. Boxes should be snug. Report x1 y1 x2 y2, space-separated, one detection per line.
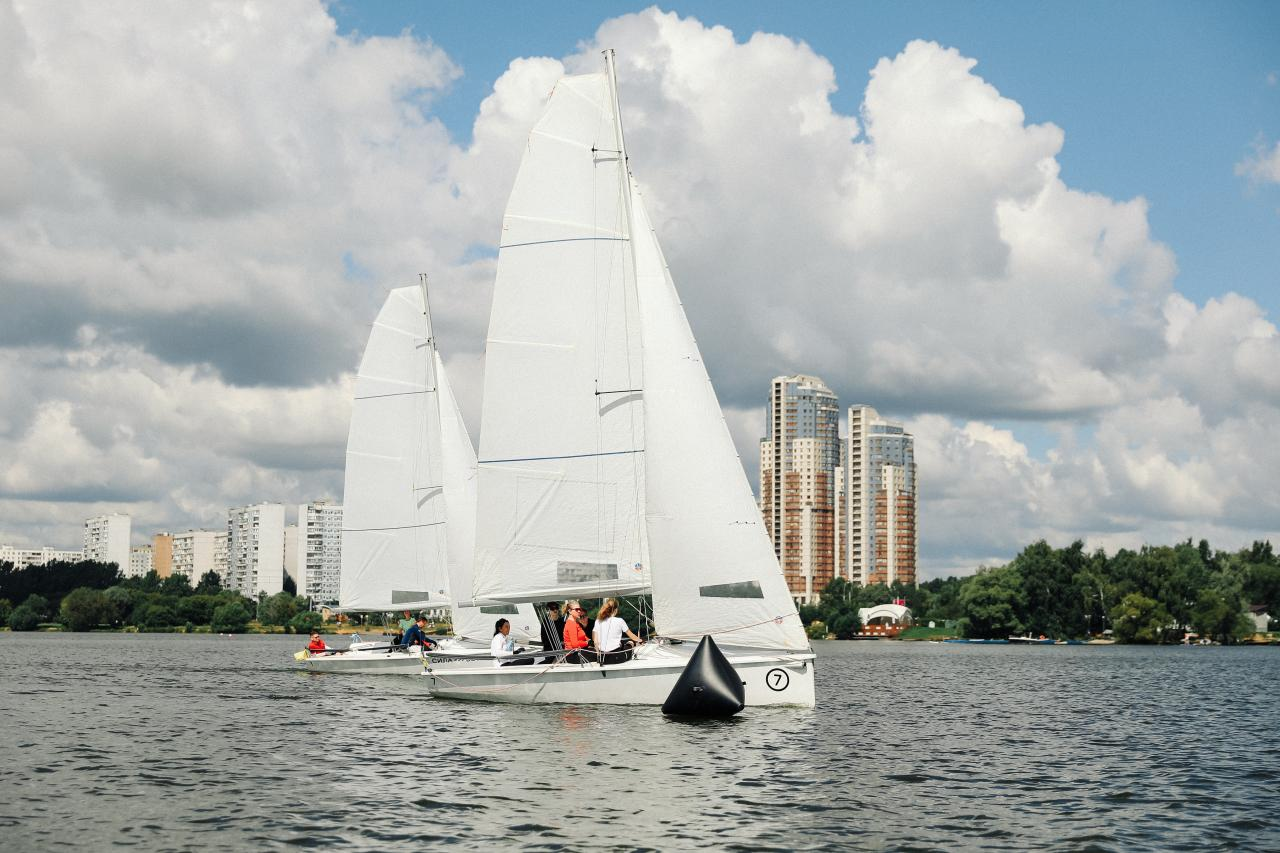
340 286 449 611
472 61 806 650
472 72 650 605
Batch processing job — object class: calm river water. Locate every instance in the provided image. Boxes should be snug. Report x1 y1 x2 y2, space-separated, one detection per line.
2 633 1277 851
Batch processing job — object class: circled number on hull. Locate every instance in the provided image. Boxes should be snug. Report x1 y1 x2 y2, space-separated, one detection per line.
765 668 790 691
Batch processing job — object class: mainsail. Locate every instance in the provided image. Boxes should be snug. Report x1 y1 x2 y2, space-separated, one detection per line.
472 72 650 605
473 59 806 651
340 286 449 611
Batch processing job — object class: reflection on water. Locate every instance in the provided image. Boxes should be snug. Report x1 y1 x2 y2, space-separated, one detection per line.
1 633 1277 850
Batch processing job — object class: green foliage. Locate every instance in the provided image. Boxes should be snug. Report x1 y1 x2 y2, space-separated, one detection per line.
159 573 192 597
60 587 109 631
810 578 862 638
958 565 1025 638
260 592 306 626
137 602 179 629
102 586 139 626
177 595 219 626
829 611 861 640
194 571 222 595
283 574 297 596
0 597 10 626
1110 592 1172 644
7 604 40 631
288 611 323 634
211 602 251 633
805 620 828 639
0 560 122 613
21 594 50 620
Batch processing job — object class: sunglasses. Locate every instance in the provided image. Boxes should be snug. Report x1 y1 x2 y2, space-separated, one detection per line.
573 608 585 613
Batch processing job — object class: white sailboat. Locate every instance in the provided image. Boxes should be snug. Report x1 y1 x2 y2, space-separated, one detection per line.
305 283 537 674
424 52 816 706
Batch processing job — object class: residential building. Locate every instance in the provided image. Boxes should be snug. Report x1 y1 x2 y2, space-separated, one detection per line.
152 533 173 578
129 545 153 578
225 503 286 599
283 524 299 592
171 530 224 584
212 531 229 578
0 545 83 569
83 513 131 572
298 501 343 604
759 375 841 604
845 405 918 586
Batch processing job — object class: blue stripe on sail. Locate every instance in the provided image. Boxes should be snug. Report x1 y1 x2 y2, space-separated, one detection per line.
498 237 628 249
479 449 643 464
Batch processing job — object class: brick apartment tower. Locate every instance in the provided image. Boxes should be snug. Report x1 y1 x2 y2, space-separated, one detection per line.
845 405 918 586
759 375 841 603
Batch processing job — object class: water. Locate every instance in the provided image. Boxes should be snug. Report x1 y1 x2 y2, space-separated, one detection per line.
2 634 1277 851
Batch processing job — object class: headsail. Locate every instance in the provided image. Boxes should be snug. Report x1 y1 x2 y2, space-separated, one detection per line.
340 287 449 611
472 72 650 605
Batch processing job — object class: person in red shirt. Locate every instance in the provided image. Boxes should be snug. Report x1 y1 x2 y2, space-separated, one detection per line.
307 631 327 653
562 601 592 663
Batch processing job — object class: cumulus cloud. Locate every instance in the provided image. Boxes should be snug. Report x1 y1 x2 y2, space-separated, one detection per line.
1 3 1276 578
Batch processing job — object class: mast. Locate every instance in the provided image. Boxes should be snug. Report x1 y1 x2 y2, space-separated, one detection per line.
603 49 637 254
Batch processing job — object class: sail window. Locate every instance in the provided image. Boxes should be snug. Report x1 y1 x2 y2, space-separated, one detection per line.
698 580 764 599
480 605 519 615
391 590 431 603
557 561 619 584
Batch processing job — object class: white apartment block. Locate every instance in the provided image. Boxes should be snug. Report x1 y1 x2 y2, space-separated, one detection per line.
283 524 298 590
0 545 83 569
213 531 229 578
129 545 153 578
171 530 224 583
226 504 285 599
298 501 342 604
84 513 131 572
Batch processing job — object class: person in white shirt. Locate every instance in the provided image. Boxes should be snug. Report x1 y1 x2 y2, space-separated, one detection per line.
491 619 515 667
592 598 644 665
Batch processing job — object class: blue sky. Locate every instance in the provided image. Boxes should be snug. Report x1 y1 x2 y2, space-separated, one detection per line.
333 1 1280 323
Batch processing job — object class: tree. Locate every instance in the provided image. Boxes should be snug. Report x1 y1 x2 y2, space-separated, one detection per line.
283 574 297 596
138 602 179 629
805 620 828 640
159 573 191 597
288 611 323 634
7 604 40 631
194 571 222 595
829 611 862 640
21 594 50 620
60 588 109 631
0 598 10 626
102 586 139 627
177 595 219 626
261 592 303 626
960 565 1025 638
1110 592 1172 644
211 602 251 633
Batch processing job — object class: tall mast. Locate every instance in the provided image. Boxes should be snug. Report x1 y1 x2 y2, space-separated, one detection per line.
418 272 435 355
603 49 638 255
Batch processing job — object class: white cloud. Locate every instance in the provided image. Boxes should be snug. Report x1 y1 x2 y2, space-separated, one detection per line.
0 4 1276 579
1236 137 1280 185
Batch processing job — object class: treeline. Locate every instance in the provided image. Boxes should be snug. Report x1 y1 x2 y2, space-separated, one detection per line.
0 560 321 634
801 539 1280 644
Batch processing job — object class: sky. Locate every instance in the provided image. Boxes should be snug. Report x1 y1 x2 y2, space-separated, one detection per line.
0 1 1277 578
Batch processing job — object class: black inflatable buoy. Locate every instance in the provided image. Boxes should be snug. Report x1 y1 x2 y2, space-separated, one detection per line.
661 635 745 717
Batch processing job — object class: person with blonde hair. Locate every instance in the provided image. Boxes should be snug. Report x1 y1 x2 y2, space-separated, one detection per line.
592 598 643 665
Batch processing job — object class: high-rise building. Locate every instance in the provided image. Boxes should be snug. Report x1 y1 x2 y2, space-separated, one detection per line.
171 530 224 584
297 501 342 604
225 503 285 599
129 545 153 578
759 375 841 603
212 531 229 578
0 545 83 569
83 513 131 572
845 405 917 586
283 524 299 592
152 533 173 578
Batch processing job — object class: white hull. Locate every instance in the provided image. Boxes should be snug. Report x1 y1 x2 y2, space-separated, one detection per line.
423 643 816 708
303 638 491 675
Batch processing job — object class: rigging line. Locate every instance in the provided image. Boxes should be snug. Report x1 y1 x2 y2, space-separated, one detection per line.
498 236 628 250
478 449 644 465
343 522 446 533
353 389 432 400
594 387 643 396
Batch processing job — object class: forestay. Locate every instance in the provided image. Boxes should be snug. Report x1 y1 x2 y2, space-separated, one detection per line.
629 183 809 651
473 72 651 605
341 287 449 611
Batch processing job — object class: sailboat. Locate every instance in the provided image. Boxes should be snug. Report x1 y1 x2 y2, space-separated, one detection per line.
304 282 537 674
423 52 816 706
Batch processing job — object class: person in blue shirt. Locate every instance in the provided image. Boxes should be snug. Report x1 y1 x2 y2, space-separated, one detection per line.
401 616 437 650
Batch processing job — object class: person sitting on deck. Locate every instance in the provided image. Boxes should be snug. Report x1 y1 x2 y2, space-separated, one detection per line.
592 598 644 665
401 616 437 651
562 600 593 663
539 601 565 664
307 631 327 652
